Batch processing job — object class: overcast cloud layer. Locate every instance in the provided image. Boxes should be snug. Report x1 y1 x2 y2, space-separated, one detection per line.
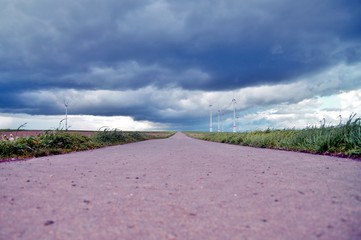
0 0 361 131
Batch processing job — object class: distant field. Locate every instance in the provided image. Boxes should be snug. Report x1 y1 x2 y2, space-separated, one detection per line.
0 130 174 139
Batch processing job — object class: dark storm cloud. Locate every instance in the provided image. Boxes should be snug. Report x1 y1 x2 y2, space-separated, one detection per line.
1 0 361 122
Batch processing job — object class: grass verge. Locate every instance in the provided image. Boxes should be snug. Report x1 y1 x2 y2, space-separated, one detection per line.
0 129 175 162
185 115 361 159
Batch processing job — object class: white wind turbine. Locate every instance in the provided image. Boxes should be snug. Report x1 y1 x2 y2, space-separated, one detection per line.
64 100 69 131
209 104 213 132
232 98 237 132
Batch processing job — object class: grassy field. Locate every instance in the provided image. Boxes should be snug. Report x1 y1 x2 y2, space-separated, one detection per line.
186 115 361 159
0 129 175 161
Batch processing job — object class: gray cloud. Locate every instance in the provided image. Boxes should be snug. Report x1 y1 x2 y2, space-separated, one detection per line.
0 0 361 129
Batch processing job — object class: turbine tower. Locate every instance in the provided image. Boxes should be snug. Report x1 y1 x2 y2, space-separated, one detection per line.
221 110 224 132
209 104 213 132
232 98 237 132
64 100 69 131
218 109 221 132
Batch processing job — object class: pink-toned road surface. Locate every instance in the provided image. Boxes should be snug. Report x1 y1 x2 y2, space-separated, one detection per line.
1 133 360 240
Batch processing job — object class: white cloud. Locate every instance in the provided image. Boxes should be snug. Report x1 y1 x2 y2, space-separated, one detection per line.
340 89 361 112
4 85 361 131
6 61 361 131
237 88 361 130
0 113 167 131
68 115 167 131
0 115 15 128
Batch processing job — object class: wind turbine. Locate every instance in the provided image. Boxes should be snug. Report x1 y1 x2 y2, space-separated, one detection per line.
221 110 224 132
64 100 69 131
218 109 221 132
209 104 213 132
232 98 237 132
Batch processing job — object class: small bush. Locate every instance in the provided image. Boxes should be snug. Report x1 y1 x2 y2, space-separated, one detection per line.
92 129 126 145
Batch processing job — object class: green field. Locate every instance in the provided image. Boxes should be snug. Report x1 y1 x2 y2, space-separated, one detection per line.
186 115 361 159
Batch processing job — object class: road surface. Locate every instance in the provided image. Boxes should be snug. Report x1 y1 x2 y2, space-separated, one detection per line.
1 133 360 239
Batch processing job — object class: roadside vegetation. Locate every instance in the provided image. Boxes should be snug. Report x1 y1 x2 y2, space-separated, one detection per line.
186 114 361 159
0 129 175 161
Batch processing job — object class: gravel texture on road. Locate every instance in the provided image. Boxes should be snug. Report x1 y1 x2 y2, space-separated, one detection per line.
1 132 360 240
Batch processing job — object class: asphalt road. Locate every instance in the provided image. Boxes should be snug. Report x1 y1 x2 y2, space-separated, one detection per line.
1 132 360 240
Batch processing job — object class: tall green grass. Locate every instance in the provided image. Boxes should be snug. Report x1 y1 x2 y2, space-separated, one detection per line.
92 128 148 145
0 131 97 159
0 129 170 161
189 115 361 158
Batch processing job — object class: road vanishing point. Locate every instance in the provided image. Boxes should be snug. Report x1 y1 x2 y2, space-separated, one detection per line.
1 133 360 240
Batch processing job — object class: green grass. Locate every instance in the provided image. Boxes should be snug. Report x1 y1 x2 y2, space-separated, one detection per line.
186 115 361 159
0 129 175 161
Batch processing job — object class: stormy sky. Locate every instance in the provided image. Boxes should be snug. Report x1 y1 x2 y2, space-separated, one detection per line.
1 0 361 131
